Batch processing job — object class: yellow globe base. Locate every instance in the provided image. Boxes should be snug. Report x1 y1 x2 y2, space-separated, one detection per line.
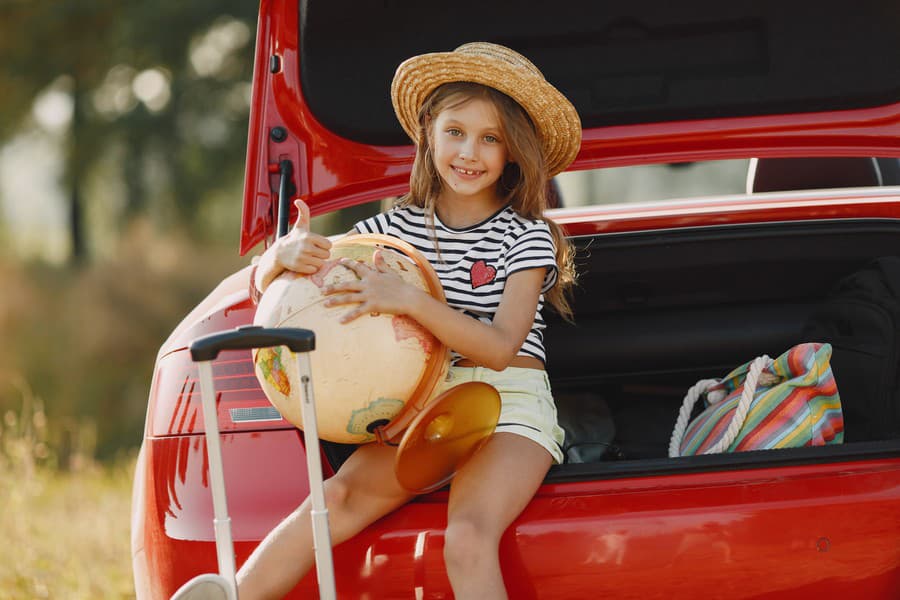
394 381 501 494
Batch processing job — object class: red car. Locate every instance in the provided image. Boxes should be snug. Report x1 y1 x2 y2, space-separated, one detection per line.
132 1 900 598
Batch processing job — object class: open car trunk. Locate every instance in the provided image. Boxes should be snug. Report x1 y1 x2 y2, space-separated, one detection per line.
544 214 900 479
318 208 900 478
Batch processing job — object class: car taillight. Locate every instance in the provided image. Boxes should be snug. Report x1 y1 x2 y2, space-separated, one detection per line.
148 348 291 437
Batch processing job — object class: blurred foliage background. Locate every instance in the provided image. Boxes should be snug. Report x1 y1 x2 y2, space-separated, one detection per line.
0 3 383 595
0 1 267 466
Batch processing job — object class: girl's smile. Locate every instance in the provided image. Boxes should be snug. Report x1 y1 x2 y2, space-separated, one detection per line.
451 166 485 178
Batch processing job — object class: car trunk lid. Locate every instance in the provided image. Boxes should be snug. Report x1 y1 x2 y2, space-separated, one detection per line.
240 0 900 254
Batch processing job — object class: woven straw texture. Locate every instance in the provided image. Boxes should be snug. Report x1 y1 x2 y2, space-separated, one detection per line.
391 42 581 177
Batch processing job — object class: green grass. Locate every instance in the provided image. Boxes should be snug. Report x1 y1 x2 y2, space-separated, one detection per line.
0 403 136 599
0 225 257 598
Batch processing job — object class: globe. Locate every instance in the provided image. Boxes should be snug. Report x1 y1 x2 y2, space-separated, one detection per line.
252 234 450 444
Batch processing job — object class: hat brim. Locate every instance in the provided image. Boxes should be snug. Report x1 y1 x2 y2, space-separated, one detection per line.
391 51 582 177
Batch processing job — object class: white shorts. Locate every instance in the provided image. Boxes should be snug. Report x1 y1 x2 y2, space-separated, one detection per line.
434 365 566 464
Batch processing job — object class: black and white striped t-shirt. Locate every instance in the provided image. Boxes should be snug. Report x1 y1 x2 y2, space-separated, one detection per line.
354 204 558 363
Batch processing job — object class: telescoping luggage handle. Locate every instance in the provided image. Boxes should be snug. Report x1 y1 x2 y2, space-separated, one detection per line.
189 324 315 361
183 325 337 600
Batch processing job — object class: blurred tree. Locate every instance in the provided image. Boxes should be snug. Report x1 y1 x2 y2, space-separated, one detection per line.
0 0 259 262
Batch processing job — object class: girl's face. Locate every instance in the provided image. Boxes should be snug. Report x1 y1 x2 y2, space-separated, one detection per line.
430 97 509 204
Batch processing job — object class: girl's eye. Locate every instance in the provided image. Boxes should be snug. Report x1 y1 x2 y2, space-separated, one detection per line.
447 128 462 136
484 135 500 143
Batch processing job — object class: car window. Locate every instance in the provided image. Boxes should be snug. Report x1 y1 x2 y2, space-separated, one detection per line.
555 160 750 207
313 157 898 235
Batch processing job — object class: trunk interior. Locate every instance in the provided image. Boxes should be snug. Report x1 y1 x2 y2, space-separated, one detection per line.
322 216 900 479
544 217 900 479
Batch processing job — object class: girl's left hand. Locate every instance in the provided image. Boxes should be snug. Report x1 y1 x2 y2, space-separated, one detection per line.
322 250 419 323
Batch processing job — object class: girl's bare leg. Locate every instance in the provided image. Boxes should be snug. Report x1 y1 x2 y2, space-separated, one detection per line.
236 442 414 600
443 432 553 600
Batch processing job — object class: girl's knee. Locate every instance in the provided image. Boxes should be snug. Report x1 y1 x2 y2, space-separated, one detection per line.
323 476 352 510
444 517 499 567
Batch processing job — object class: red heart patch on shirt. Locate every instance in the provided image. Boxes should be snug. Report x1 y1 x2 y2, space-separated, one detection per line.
470 260 497 289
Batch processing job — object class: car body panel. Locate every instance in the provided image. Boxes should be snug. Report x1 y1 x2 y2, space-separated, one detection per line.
555 188 900 236
134 427 900 598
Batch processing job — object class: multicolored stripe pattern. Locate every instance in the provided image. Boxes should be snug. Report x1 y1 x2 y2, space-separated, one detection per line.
679 343 844 455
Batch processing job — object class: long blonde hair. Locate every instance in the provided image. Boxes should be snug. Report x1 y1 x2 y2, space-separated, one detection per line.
400 82 576 320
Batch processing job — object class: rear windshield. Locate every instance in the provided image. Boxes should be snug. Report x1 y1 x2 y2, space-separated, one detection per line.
313 157 900 235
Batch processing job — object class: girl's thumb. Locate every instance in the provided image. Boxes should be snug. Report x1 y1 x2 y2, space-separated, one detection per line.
292 198 311 232
373 249 389 272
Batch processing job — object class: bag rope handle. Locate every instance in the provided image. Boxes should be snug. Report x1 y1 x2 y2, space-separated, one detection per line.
668 355 773 457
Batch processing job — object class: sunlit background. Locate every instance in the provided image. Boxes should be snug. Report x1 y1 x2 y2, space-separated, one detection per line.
1 12 255 264
0 6 261 597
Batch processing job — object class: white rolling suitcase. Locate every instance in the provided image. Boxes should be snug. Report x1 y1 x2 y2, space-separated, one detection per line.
171 325 336 600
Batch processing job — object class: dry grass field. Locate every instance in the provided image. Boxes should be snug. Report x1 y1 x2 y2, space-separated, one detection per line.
0 227 257 599
0 399 136 599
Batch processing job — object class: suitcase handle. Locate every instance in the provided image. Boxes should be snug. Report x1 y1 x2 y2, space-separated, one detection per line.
190 325 315 361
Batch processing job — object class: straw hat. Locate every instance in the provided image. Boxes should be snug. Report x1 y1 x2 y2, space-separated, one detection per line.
391 42 582 177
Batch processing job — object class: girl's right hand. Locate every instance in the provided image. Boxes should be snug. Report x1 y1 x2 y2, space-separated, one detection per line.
274 199 332 274
254 199 332 294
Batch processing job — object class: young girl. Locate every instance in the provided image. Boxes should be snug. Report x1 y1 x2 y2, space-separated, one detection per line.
243 42 580 599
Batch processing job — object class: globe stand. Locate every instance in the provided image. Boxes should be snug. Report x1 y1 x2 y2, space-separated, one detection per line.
391 381 501 494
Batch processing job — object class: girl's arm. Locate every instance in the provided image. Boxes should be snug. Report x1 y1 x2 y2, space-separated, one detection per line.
325 254 545 371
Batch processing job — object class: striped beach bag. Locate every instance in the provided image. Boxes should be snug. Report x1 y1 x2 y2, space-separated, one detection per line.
669 343 844 457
